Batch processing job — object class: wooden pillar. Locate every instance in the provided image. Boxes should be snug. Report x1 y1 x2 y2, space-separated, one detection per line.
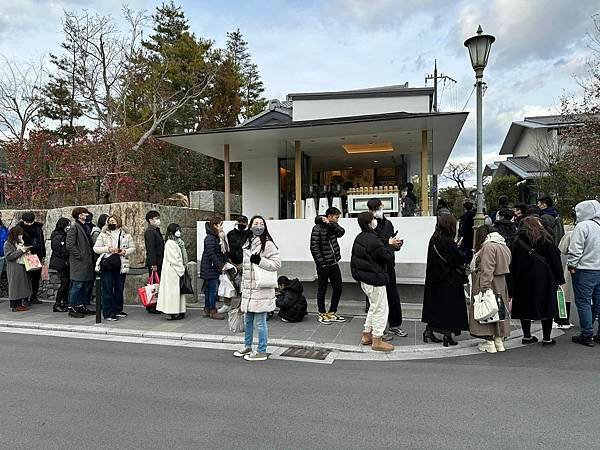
420 130 430 216
294 140 303 219
224 144 231 220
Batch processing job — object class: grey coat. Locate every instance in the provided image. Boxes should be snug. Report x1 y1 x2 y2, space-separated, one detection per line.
66 221 95 282
3 240 32 300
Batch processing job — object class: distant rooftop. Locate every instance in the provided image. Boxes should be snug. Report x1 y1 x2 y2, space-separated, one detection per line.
287 83 433 101
523 115 582 126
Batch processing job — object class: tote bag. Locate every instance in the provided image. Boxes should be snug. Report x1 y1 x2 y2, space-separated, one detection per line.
473 289 499 321
228 305 245 333
138 271 160 307
254 264 278 289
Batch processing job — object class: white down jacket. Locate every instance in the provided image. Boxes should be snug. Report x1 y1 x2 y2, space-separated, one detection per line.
93 227 135 274
240 237 281 313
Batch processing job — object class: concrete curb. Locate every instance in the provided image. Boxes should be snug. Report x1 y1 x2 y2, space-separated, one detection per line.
0 319 558 357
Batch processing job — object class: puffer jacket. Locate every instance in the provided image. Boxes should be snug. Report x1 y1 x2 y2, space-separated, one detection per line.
351 230 395 286
200 222 226 280
227 227 248 265
241 237 282 313
93 227 135 274
277 278 308 322
49 229 70 272
310 216 345 267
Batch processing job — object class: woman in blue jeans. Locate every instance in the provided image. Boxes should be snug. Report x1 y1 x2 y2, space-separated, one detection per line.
234 216 281 362
200 217 227 320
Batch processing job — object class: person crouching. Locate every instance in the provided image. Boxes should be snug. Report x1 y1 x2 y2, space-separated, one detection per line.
351 211 396 352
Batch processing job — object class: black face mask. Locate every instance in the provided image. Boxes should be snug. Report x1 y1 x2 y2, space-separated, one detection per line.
237 224 247 231
108 224 117 231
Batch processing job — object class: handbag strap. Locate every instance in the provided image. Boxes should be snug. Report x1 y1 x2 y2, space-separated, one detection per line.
432 243 448 264
516 238 550 268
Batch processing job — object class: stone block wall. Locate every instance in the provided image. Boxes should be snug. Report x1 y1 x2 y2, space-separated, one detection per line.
189 191 242 216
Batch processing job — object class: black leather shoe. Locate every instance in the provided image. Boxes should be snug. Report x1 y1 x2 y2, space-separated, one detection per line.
423 330 442 343
29 297 43 305
572 334 595 347
68 307 85 318
53 304 68 312
146 308 162 314
443 335 458 347
80 306 96 315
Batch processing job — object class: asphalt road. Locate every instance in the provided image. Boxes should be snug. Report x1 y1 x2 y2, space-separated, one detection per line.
0 330 598 449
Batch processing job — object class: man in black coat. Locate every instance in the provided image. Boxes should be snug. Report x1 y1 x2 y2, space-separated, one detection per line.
310 207 345 325
144 210 164 314
19 212 46 305
458 200 476 262
367 198 407 338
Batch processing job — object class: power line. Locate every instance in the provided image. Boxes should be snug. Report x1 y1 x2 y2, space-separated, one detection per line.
462 84 476 111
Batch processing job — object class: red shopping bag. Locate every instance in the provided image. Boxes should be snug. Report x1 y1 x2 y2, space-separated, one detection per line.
138 271 160 307
41 264 50 282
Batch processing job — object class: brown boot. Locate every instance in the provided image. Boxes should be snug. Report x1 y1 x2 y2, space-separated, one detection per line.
202 308 210 317
210 309 225 320
371 336 394 352
361 331 372 345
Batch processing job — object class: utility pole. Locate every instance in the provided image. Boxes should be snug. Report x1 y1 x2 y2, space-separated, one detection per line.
425 61 457 213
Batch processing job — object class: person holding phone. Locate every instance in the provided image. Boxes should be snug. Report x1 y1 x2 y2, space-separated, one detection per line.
367 199 407 338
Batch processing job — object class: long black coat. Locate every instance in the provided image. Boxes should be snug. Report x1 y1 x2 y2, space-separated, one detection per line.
422 236 469 332
66 221 95 282
509 235 565 320
310 216 345 267
144 225 164 270
49 229 69 272
351 230 395 286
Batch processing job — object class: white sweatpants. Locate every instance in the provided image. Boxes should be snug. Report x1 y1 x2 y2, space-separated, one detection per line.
361 282 389 337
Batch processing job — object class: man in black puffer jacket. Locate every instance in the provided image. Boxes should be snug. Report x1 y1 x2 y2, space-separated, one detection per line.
310 207 345 325
276 276 308 322
351 211 396 352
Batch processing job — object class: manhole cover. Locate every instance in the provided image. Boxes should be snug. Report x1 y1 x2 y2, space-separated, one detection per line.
281 347 330 360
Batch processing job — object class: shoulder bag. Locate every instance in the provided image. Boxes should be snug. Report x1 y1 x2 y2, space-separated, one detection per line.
254 263 278 289
100 231 123 272
433 243 469 285
180 268 194 295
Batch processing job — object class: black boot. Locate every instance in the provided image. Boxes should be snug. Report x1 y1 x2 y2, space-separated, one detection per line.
443 334 458 347
53 301 67 312
29 295 43 305
423 330 442 343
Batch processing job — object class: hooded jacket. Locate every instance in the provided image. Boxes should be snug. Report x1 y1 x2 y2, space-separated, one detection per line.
310 216 345 267
277 278 308 322
200 222 226 280
227 227 248 265
567 200 600 270
49 229 70 272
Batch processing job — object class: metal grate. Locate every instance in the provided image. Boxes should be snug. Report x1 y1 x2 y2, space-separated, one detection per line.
280 347 330 360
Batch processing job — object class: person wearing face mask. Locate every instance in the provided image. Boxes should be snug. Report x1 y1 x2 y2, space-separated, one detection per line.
49 218 72 312
144 210 164 314
3 226 32 312
221 215 249 314
200 217 227 320
233 216 281 362
66 207 96 318
18 212 46 306
351 211 396 352
366 198 407 339
157 223 188 320
94 214 135 321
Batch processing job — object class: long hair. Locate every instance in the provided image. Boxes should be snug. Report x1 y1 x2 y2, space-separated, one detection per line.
7 226 24 244
245 215 276 252
357 211 374 232
97 214 109 229
106 214 123 229
474 225 491 253
432 213 457 241
207 216 222 236
55 218 70 232
519 216 550 246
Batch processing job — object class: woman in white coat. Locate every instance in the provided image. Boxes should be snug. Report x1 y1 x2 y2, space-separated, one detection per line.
94 214 135 321
233 216 281 362
156 223 188 321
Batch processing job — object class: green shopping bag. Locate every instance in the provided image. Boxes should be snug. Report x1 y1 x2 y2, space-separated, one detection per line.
557 287 567 319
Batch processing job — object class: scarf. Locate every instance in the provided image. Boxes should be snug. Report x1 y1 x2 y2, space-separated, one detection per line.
470 232 507 273
218 231 229 254
174 237 189 266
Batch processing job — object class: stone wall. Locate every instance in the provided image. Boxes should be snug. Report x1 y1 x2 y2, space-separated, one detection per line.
189 191 242 216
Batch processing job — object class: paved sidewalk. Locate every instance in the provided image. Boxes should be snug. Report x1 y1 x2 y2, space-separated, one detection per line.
0 299 556 361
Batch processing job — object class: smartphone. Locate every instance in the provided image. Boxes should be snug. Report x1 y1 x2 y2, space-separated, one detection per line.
393 231 398 237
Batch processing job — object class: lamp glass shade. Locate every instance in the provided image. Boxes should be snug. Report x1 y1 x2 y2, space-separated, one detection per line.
464 29 495 73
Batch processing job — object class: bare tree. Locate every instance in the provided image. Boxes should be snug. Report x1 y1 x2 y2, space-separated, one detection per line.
0 57 45 142
442 161 475 198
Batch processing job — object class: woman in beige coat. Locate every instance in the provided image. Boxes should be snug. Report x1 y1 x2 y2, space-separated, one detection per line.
233 216 281 362
469 225 512 353
156 223 188 320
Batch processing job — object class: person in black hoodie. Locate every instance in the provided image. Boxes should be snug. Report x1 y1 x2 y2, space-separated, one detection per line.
310 207 345 325
492 208 518 248
351 211 396 352
367 198 407 338
144 210 164 314
538 196 565 246
276 276 308 322
49 218 71 312
19 212 46 305
458 200 476 262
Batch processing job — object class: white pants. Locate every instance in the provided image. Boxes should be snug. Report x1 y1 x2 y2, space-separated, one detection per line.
361 282 389 337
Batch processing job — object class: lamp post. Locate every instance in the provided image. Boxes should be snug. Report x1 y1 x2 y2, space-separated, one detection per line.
464 25 495 229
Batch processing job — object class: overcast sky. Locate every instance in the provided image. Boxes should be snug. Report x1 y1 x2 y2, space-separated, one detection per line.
0 0 597 182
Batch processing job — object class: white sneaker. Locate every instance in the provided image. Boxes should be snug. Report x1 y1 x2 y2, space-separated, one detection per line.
478 340 497 353
217 304 231 314
552 322 560 329
558 323 573 330
493 337 506 352
233 347 252 358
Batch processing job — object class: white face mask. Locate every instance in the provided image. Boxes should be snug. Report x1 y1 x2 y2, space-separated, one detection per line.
153 218 161 227
373 209 384 219
370 219 378 230
174 230 181 238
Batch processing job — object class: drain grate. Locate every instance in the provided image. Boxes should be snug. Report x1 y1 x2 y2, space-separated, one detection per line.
281 347 330 360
